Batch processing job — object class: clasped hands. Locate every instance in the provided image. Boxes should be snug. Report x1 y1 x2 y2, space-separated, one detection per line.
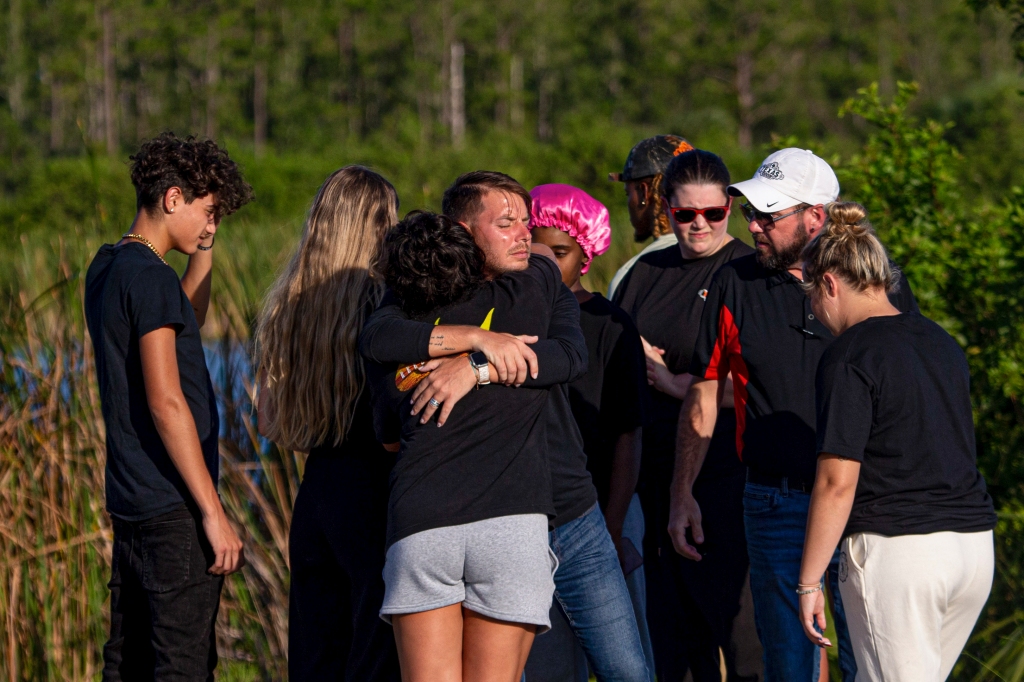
410 331 539 426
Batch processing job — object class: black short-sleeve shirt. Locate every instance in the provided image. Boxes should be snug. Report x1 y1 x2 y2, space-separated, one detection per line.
85 243 219 521
368 258 564 548
816 313 996 537
569 295 652 508
612 239 753 481
689 254 919 482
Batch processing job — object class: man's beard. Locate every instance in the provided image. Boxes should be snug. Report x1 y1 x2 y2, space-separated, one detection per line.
755 229 810 271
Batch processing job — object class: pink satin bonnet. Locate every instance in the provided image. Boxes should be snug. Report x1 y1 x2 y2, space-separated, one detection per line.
529 184 611 274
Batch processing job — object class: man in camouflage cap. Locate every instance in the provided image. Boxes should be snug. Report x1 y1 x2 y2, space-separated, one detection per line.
607 135 693 298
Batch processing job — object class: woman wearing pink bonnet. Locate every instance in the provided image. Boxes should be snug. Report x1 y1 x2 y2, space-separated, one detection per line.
525 183 657 679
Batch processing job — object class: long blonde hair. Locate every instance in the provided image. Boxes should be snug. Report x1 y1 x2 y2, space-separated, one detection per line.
801 201 901 296
255 166 398 449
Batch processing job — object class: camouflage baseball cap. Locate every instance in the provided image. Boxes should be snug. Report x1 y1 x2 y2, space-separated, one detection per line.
609 135 694 182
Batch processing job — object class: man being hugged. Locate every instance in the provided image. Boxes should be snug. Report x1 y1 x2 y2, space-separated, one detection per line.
85 132 253 681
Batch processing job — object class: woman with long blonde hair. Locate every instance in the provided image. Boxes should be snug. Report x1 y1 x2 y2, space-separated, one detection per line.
255 165 400 681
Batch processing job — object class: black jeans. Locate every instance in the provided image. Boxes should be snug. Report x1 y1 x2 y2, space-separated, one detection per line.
103 504 224 682
641 412 761 682
288 451 400 681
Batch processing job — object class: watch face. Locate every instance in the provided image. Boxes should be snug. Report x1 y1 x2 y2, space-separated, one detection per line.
470 351 488 368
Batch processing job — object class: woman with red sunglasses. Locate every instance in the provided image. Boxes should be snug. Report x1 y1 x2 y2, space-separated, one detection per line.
611 148 761 681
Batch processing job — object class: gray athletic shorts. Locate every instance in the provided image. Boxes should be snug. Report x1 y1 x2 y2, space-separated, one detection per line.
381 514 557 632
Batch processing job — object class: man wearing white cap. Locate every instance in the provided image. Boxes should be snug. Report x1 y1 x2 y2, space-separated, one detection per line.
666 149 919 681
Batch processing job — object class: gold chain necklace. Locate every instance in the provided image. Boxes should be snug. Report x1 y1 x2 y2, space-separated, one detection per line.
121 233 169 266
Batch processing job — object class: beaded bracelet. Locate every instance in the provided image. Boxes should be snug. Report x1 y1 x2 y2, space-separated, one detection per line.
197 236 215 251
796 582 823 596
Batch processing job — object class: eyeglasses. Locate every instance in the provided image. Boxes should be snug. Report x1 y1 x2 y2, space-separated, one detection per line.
740 203 809 228
664 201 731 224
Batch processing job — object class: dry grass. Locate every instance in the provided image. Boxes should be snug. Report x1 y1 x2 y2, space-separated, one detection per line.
0 244 297 680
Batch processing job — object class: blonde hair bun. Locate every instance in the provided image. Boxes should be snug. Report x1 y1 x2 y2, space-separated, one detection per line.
801 201 901 295
824 202 870 239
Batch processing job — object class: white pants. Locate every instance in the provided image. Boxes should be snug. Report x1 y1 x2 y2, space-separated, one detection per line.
838 530 994 681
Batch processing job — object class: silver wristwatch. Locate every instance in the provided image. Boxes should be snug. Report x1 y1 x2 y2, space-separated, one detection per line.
469 351 491 385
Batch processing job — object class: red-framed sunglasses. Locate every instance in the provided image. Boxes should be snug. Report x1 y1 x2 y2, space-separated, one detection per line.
662 198 732 224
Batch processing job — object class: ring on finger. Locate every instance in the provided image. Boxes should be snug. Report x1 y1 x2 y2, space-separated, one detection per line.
428 398 442 408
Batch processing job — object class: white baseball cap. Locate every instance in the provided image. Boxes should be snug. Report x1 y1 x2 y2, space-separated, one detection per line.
728 148 840 213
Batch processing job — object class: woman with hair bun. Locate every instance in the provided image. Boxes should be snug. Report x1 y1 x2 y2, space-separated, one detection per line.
797 202 996 681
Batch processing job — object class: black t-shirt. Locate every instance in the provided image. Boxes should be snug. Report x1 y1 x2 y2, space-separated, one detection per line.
85 243 219 521
612 239 753 481
359 255 597 530
569 295 652 509
690 254 920 482
816 314 997 537
368 258 569 548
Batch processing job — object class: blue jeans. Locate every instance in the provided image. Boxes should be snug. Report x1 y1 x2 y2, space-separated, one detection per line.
743 481 856 682
549 503 650 682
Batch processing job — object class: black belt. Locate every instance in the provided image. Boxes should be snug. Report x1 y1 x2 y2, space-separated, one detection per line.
746 469 814 494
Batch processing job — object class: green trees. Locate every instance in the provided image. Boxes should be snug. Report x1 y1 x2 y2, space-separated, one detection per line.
0 0 1020 162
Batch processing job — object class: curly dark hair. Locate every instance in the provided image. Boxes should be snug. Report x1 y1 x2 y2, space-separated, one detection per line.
129 132 254 219
441 170 532 225
379 211 486 317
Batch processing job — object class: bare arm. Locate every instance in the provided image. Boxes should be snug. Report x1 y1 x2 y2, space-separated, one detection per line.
140 326 244 575
179 236 214 327
667 376 726 560
798 455 860 648
642 337 733 406
359 302 539 386
605 427 642 555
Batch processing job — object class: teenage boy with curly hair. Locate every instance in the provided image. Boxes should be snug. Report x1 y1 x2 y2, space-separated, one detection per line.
85 132 253 681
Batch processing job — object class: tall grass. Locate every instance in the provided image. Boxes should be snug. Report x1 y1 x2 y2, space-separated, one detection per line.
0 235 301 680
1 131 1022 677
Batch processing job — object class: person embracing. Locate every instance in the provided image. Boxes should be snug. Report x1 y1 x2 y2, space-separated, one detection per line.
84 132 252 681
367 210 570 681
359 172 650 682
797 202 996 681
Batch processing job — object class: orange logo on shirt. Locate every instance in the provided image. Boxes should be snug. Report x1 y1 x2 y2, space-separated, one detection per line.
698 289 708 301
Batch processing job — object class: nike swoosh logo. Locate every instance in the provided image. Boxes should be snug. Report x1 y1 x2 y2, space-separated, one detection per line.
767 201 778 207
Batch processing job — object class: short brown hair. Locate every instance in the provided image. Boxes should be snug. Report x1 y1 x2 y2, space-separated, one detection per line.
441 171 533 224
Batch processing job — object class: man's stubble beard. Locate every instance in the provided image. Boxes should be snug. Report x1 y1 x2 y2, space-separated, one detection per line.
755 220 810 271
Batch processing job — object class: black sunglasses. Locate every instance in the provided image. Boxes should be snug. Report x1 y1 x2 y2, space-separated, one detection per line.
740 203 809 227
